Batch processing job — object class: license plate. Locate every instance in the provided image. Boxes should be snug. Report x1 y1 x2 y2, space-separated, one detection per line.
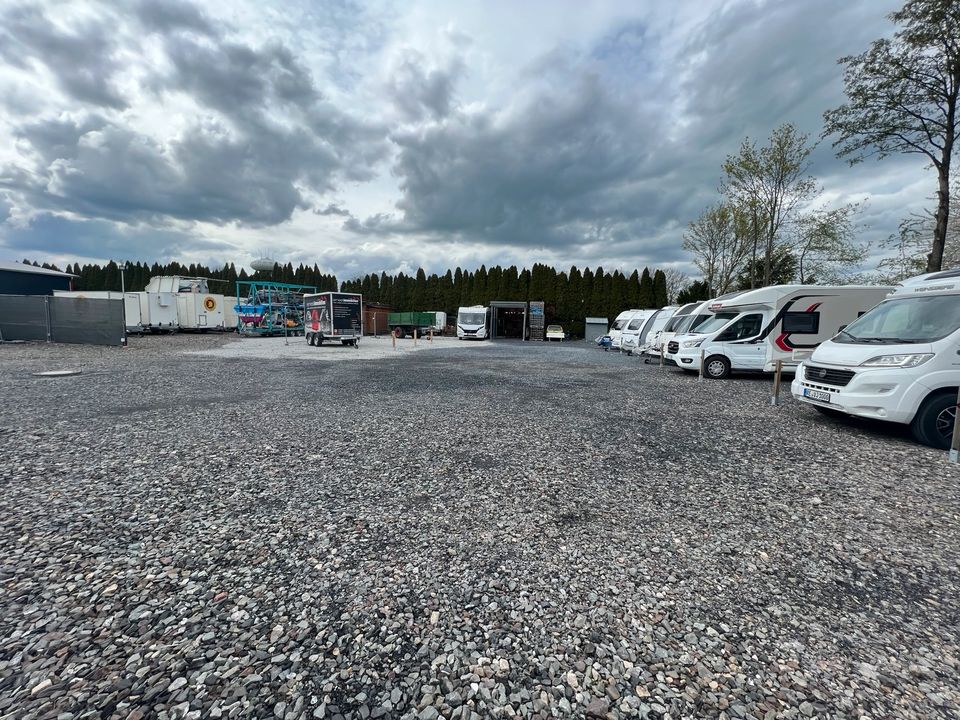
803 388 831 403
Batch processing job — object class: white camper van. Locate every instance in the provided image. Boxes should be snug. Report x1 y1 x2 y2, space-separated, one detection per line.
616 309 658 352
669 285 893 379
792 270 960 449
457 306 490 339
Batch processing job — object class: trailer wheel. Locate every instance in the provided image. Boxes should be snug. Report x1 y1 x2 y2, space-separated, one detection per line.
704 355 731 379
317 335 324 346
911 390 956 450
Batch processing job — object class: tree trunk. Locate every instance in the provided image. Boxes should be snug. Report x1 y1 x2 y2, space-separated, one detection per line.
929 87 956 273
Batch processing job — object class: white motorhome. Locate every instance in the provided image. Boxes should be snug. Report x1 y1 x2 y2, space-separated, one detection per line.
609 309 642 348
617 309 659 353
792 270 960 449
457 306 490 339
669 285 893 379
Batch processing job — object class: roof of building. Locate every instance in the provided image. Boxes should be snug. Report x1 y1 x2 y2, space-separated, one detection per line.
0 261 76 278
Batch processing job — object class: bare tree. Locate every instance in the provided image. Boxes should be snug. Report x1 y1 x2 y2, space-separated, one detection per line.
682 204 751 296
721 124 819 286
878 180 960 281
823 0 960 273
662 268 690 304
792 203 868 283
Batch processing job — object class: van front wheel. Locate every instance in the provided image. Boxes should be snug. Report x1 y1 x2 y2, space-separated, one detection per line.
704 355 730 380
911 391 956 450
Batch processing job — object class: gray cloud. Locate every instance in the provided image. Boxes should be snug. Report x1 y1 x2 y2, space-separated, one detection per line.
387 50 464 121
2 2 388 228
0 3 127 108
314 203 352 216
135 0 217 37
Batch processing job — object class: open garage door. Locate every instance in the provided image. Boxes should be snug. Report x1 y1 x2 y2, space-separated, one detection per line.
489 301 527 340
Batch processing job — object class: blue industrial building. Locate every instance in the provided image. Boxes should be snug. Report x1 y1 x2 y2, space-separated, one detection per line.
0 261 75 295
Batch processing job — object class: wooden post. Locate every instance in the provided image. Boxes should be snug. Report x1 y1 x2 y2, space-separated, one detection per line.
392 331 396 351
429 328 433 343
414 328 418 346
698 349 705 381
659 347 664 367
770 360 784 406
950 386 960 464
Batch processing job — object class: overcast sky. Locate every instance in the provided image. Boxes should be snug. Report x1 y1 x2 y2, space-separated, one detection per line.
0 0 931 280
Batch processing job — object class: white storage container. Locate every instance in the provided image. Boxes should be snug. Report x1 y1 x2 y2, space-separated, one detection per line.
140 292 179 331
176 293 225 331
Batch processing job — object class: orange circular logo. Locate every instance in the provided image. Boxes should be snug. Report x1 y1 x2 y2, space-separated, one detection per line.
203 296 216 311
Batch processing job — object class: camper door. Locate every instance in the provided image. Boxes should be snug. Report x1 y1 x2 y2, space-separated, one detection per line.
715 312 766 369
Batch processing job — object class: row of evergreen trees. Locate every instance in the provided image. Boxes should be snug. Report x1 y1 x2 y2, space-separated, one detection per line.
23 259 710 334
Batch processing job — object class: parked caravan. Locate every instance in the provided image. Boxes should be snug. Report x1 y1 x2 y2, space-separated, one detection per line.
457 306 490 339
54 290 143 332
793 270 960 449
177 293 225 331
650 302 700 359
631 305 680 357
617 310 659 352
609 309 642 348
669 285 893 379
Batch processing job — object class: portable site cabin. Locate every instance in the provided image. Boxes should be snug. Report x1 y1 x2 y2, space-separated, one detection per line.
668 284 894 379
585 317 608 342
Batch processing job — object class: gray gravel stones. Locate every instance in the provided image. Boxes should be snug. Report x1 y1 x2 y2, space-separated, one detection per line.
1 335 959 719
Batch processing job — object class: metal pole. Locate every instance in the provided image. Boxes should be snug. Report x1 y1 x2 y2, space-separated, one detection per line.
120 264 128 347
770 360 784 406
698 349 705 381
44 296 52 343
949 386 960 464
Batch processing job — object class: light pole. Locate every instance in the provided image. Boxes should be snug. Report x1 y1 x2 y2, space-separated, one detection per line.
119 262 129 347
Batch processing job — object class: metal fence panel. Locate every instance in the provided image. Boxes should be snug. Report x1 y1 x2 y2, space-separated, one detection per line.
0 295 48 342
0 295 125 346
49 296 124 346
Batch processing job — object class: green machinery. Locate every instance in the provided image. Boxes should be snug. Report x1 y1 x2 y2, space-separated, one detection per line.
234 280 317 336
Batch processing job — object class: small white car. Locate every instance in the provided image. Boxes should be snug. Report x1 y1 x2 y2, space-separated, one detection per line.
546 324 565 341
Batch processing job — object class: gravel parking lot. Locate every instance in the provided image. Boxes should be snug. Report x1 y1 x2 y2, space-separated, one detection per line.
2 335 958 720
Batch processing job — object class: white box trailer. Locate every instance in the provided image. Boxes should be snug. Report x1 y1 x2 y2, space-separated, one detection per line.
670 284 894 379
140 292 179 331
53 290 143 332
176 293 225 331
304 292 363 346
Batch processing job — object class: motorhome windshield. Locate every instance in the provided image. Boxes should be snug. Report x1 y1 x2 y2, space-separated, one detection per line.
834 295 960 344
688 313 714 332
458 313 486 325
664 315 689 333
692 312 738 335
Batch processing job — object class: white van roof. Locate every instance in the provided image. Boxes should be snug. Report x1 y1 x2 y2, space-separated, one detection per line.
893 269 960 297
709 285 890 311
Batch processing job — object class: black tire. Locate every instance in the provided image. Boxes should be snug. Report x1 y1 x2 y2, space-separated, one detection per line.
308 333 315 346
704 355 731 380
813 405 845 418
317 335 324 346
911 391 957 450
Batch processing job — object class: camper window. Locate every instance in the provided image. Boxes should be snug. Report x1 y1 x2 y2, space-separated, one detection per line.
717 313 763 341
782 312 820 334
